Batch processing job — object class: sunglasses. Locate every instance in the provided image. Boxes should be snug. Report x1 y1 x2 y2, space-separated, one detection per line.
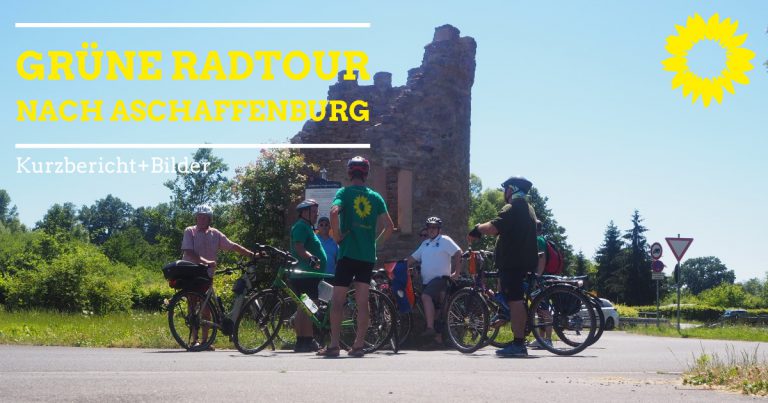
318 222 329 227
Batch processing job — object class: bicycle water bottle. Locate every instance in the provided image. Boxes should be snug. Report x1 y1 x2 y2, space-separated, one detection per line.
300 293 318 314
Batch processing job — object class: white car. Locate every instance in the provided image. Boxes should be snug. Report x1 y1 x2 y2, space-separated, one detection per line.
580 298 620 330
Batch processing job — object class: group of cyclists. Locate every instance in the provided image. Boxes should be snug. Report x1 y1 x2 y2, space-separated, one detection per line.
181 155 541 358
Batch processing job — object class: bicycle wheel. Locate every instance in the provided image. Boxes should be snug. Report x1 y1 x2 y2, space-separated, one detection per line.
397 311 413 347
586 295 605 346
168 290 219 351
529 286 597 356
272 297 298 349
339 288 396 354
233 289 283 354
444 288 489 354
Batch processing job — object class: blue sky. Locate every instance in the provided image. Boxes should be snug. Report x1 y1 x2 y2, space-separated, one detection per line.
2 1 767 281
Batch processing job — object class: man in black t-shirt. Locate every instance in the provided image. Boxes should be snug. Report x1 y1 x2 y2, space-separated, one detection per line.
468 176 538 357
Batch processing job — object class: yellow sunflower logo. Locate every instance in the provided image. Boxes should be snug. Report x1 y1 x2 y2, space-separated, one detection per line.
662 13 755 107
353 195 372 219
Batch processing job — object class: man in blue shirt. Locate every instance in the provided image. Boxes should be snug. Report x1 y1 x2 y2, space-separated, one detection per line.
316 216 338 275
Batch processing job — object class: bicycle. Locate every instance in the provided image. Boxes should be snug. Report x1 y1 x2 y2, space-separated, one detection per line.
163 258 261 352
232 244 398 355
463 249 599 355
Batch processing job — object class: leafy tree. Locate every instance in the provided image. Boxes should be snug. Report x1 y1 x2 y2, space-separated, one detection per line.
101 226 169 269
622 210 654 305
0 189 24 232
681 256 735 295
697 283 758 308
164 148 232 211
232 149 310 248
79 195 134 244
595 221 624 301
36 203 88 241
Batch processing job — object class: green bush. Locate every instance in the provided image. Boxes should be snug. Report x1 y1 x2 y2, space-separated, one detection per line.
131 282 174 311
5 243 135 314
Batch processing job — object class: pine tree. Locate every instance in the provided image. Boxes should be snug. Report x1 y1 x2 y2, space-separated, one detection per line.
622 210 654 305
595 221 624 301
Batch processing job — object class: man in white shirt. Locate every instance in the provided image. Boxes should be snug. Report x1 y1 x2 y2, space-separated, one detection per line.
407 217 462 344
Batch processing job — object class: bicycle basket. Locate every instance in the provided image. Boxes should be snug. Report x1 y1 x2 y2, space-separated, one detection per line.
551 292 582 316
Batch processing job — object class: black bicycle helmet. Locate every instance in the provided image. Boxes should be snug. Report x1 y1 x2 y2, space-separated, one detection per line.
347 156 370 178
501 176 533 194
425 216 442 228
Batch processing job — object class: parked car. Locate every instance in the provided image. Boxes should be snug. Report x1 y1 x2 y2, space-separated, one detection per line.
581 298 620 330
721 309 748 319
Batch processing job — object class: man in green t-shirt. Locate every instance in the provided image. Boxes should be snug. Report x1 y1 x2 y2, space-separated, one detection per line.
290 199 327 353
316 156 394 358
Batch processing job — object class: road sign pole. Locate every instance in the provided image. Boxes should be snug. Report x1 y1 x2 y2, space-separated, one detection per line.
656 280 660 328
676 262 681 332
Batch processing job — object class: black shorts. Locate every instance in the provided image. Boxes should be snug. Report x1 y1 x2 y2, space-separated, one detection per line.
499 269 526 301
331 257 374 287
290 278 321 300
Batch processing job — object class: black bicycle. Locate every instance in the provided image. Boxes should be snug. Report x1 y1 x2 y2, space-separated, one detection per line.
163 257 262 352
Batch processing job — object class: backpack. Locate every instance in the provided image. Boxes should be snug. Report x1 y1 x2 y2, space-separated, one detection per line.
543 240 564 275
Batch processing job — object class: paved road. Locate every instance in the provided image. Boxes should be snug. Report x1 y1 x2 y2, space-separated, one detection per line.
1 332 765 402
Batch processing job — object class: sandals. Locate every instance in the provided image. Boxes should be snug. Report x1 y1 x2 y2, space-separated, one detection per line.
347 346 366 358
316 346 341 357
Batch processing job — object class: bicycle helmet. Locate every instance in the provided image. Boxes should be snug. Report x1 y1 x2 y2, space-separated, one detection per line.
296 199 319 212
194 204 213 216
347 156 370 179
425 216 442 228
500 176 533 194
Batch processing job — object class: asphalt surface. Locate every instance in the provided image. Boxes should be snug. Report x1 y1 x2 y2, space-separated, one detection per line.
0 331 766 402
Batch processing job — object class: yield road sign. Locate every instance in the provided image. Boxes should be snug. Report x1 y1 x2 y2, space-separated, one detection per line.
665 237 693 261
650 242 663 260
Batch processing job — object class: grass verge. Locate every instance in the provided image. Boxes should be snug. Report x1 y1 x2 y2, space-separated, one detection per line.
684 346 768 396
623 323 768 342
0 308 298 350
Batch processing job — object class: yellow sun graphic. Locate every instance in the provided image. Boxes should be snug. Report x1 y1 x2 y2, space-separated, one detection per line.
662 13 755 107
353 195 372 219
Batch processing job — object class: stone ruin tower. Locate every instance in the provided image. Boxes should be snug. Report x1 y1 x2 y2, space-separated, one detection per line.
291 24 476 262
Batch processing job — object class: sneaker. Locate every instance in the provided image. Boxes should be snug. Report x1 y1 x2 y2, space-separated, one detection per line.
496 343 528 357
528 338 552 349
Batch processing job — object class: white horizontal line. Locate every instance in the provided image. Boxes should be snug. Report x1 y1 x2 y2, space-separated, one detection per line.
15 22 371 29
15 144 370 149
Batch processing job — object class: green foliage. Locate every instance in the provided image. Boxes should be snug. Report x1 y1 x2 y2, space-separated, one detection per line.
101 226 173 269
4 243 134 314
164 148 232 211
232 149 310 248
631 304 738 322
622 210 655 305
681 256 735 295
79 194 134 244
697 283 761 308
35 202 88 241
0 189 25 233
595 221 624 301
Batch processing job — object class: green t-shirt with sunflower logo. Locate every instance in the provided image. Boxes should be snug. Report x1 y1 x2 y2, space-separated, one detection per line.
333 185 387 263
